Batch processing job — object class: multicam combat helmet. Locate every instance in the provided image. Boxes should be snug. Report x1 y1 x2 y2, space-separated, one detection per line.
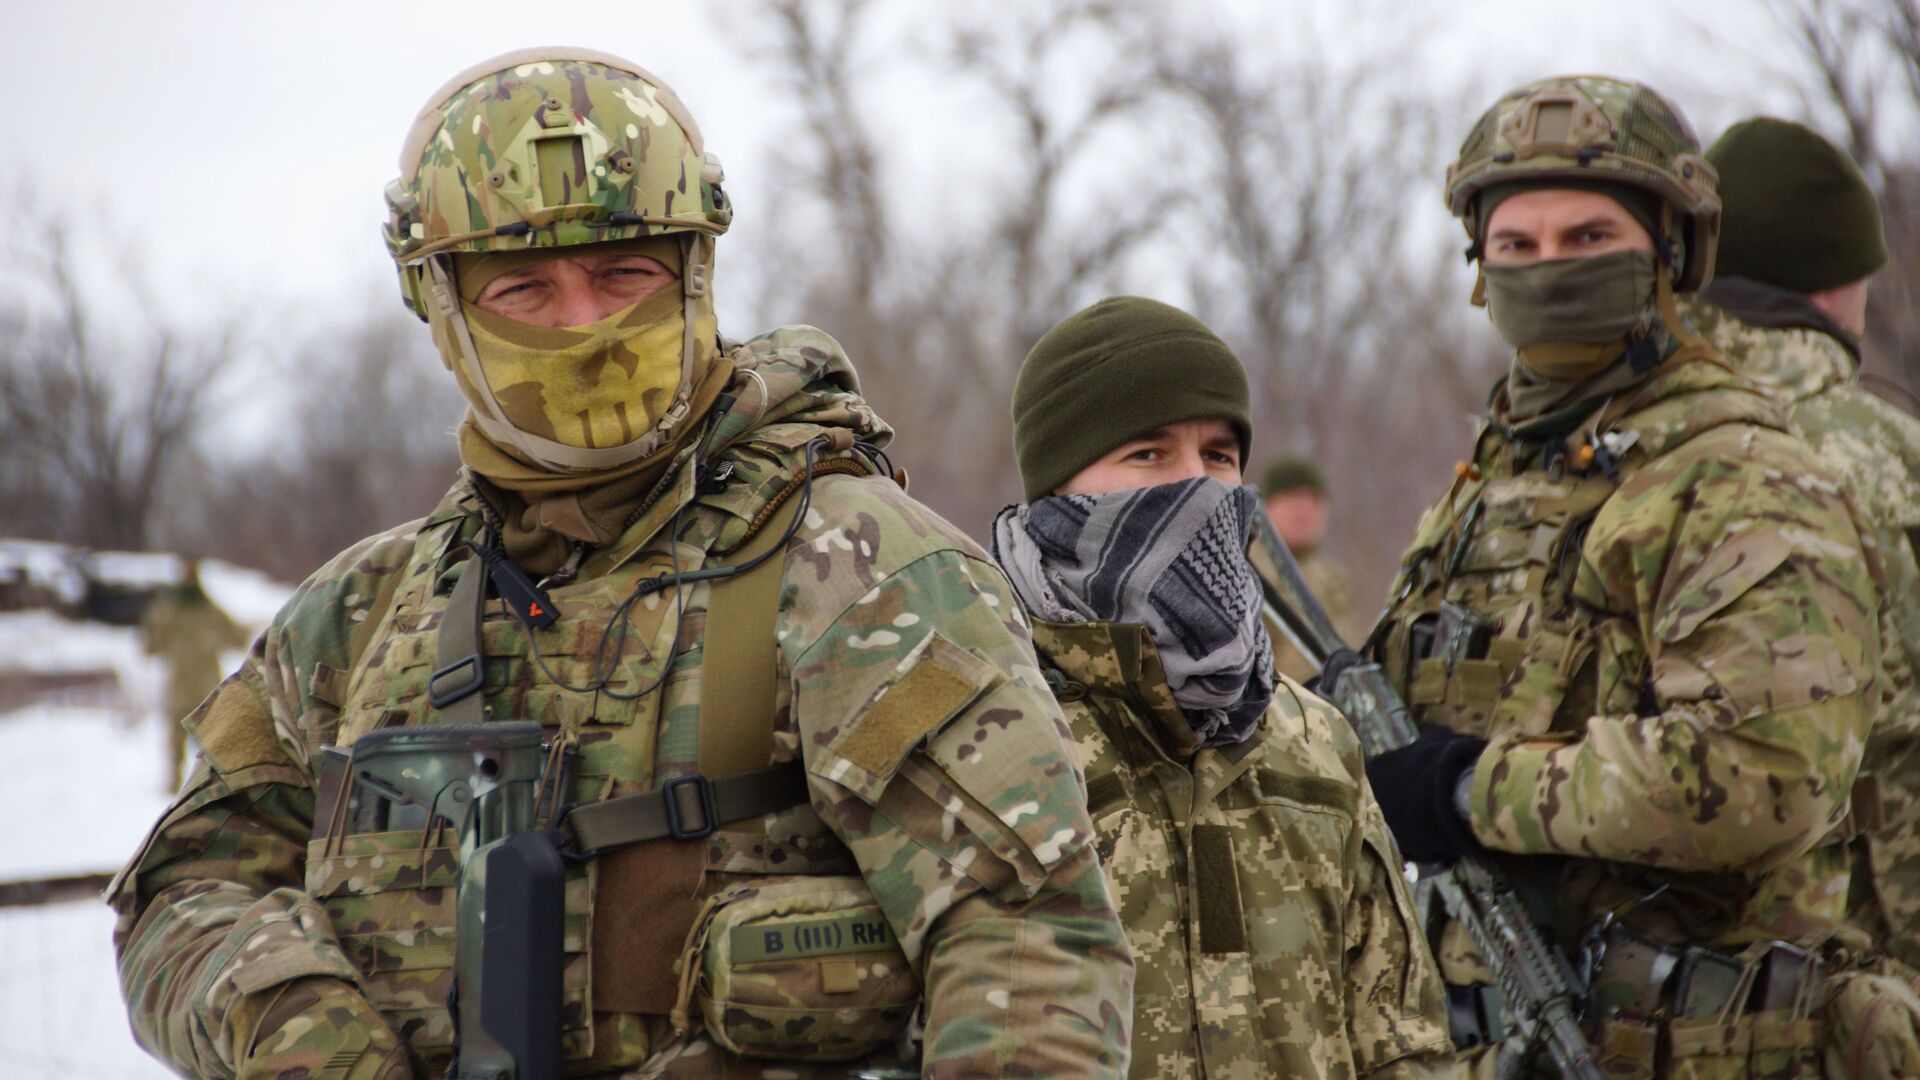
384 47 732 320
1445 75 1721 291
384 48 733 473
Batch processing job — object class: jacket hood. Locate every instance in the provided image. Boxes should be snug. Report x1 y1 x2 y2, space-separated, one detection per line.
707 325 894 456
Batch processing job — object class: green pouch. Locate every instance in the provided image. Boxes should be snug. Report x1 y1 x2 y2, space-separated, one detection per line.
676 874 918 1062
1666 1014 1755 1079
1590 1013 1660 1078
1747 1010 1822 1079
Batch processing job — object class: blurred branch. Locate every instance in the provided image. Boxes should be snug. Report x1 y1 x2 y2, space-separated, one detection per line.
0 212 239 551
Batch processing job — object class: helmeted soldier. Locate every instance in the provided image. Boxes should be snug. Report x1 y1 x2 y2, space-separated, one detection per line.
1253 456 1358 682
1362 76 1888 1075
1679 117 1920 970
109 48 1131 1079
991 296 1454 1078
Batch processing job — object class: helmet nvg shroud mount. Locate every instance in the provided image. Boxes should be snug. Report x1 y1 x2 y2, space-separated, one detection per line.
383 47 733 320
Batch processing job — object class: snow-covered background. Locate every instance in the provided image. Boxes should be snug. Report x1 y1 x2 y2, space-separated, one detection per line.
0 544 291 1078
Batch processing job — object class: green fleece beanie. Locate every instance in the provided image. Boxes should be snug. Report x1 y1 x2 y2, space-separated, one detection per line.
1259 456 1327 498
1013 296 1251 502
1708 117 1888 292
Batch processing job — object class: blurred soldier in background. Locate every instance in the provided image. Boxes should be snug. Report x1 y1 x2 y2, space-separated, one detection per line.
1682 116 1920 969
109 48 1130 1079
1254 456 1356 681
992 295 1453 1078
138 558 246 790
1364 76 1895 1075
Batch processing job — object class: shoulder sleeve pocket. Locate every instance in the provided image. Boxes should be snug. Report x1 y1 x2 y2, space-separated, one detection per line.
1654 531 1793 645
810 631 1002 802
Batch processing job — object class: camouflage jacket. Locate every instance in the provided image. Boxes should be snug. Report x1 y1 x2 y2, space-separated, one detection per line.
1028 619 1454 1079
1372 344 1883 955
1684 294 1920 967
109 328 1133 1079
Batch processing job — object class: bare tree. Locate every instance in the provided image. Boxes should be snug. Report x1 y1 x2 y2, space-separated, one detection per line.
171 302 465 583
0 214 240 552
1144 6 1498 601
740 0 1173 533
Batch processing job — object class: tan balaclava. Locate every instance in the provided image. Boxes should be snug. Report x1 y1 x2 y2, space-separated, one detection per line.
425 239 734 569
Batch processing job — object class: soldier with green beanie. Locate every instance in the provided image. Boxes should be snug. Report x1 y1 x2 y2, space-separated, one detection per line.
108 48 1133 1079
1366 76 1899 1075
992 295 1454 1078
1681 117 1920 972
1254 455 1358 681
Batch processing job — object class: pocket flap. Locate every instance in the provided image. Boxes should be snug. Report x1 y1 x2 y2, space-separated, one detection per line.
339 927 457 973
1655 531 1793 644
306 832 460 896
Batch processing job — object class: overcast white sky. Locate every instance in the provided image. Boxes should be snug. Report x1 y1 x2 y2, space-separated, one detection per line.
0 0 1838 340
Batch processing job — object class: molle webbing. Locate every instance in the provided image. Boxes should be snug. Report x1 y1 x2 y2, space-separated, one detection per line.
560 465 873 854
560 489 811 853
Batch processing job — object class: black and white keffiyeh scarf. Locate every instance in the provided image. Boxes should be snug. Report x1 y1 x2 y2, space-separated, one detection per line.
991 477 1275 747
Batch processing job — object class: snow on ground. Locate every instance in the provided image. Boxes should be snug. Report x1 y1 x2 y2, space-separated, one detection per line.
0 545 294 1079
0 704 182 1079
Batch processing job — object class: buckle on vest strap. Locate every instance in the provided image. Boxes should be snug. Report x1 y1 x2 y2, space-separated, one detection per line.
663 775 718 841
427 654 484 709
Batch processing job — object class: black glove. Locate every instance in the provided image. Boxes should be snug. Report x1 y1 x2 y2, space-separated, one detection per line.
1364 725 1489 865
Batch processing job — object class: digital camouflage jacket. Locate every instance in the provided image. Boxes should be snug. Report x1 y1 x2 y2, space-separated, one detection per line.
1684 294 1920 968
1373 344 1884 957
109 329 1134 1079
1029 618 1455 1079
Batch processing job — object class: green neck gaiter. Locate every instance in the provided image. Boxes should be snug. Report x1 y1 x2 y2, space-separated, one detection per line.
1485 250 1659 421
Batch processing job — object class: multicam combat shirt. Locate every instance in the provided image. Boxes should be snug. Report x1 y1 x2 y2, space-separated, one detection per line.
109 329 1134 1079
1373 345 1884 957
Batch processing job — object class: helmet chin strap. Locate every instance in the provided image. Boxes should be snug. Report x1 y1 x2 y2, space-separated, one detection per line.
425 234 713 474
1652 203 1704 351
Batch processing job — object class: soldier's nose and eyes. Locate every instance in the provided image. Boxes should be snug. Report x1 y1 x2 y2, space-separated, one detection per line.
473 253 679 326
1483 188 1655 264
1056 417 1243 496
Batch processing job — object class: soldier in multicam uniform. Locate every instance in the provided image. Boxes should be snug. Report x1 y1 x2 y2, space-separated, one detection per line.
1679 117 1920 971
1361 77 1888 1075
1252 456 1359 683
140 558 250 789
990 296 1454 1078
108 48 1132 1079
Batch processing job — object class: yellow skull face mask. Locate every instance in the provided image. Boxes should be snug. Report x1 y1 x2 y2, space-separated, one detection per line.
424 235 722 474
463 288 706 450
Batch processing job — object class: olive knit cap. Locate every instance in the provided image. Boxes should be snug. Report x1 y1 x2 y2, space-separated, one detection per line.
1259 456 1327 498
1708 117 1888 293
1013 296 1251 502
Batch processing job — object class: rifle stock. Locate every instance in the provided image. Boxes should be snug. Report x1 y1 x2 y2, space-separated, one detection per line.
1248 498 1601 1080
348 722 564 1080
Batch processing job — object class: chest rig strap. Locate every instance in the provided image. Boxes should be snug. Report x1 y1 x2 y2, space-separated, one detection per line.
560 469 829 855
428 542 493 726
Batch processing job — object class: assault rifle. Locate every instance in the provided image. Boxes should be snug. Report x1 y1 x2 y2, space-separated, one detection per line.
1248 503 1601 1080
342 722 565 1080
